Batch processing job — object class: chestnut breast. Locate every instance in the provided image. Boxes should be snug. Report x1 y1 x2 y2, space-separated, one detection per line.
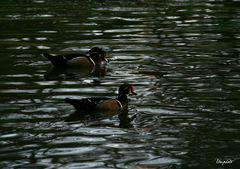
96 99 121 111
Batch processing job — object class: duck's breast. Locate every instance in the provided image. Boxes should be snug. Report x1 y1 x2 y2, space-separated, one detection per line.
97 99 120 111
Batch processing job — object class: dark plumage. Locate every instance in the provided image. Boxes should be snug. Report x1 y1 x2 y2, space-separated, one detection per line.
65 84 137 113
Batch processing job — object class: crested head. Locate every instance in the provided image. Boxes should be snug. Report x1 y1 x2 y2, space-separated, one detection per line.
118 83 137 96
86 47 108 62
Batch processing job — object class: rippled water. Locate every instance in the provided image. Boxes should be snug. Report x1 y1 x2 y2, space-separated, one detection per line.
0 0 240 168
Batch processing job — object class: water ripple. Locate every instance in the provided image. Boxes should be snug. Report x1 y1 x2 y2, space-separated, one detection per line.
0 0 239 168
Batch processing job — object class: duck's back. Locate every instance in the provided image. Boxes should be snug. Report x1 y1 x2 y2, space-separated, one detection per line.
65 97 111 112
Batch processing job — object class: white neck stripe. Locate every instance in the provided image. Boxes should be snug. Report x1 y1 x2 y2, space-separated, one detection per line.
115 99 123 109
88 57 96 67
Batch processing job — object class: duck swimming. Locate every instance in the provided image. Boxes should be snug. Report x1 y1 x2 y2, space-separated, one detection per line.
43 47 108 68
65 83 137 113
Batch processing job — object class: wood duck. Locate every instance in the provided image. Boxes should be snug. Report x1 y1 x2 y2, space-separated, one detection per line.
43 47 108 68
65 83 137 113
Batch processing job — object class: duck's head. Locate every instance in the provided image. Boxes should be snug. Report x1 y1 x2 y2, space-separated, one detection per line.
118 83 137 96
86 47 108 63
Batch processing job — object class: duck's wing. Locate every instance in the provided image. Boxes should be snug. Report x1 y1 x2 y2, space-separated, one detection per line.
65 98 95 111
65 97 111 112
88 97 111 103
62 53 86 60
43 53 86 67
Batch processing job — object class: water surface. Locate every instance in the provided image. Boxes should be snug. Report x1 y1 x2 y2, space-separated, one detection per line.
0 0 240 168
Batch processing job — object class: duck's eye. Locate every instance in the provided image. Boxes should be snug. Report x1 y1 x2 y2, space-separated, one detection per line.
124 87 130 95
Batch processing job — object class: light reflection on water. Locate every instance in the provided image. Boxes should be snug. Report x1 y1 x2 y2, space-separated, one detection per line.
0 0 240 168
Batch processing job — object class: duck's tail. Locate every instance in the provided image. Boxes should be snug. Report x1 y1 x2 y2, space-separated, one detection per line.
65 98 74 104
43 53 67 67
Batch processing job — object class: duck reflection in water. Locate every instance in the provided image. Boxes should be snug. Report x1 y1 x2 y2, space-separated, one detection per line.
44 64 107 80
65 108 137 128
43 47 108 80
65 84 137 128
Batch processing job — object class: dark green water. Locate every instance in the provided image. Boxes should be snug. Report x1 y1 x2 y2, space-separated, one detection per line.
0 0 240 168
